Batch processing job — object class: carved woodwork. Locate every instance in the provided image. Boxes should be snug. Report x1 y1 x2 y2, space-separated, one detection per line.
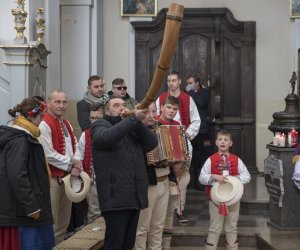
131 8 257 173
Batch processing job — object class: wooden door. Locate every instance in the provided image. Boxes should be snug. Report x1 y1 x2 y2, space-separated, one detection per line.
132 8 257 173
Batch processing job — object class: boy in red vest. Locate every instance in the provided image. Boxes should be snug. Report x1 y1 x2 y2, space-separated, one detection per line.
199 130 251 250
78 103 104 224
156 71 200 223
154 96 192 249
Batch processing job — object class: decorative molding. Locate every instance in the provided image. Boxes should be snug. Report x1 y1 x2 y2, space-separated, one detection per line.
60 0 94 7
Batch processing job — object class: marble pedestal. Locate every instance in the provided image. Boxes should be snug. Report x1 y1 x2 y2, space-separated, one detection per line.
266 144 300 230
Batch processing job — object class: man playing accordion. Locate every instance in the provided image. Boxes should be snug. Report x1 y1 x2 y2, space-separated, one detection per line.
135 96 192 250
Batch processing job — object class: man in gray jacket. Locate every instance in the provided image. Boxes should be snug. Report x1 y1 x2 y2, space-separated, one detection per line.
91 97 157 250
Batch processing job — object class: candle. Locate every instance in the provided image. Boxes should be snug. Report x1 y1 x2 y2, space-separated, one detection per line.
288 131 292 146
290 129 298 147
279 133 286 147
273 132 281 146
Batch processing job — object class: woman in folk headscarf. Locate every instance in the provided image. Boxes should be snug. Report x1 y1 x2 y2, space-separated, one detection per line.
0 98 54 250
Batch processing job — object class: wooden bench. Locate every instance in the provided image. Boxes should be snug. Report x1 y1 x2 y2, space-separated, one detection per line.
53 217 105 250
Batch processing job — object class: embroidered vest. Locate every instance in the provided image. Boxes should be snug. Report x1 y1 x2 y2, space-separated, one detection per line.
159 91 191 128
205 152 239 199
82 129 93 177
155 115 180 126
43 112 76 177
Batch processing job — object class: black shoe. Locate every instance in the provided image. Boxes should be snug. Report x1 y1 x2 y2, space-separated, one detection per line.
176 211 189 223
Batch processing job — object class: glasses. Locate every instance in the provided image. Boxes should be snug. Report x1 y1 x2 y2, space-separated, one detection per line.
114 86 127 90
89 116 102 121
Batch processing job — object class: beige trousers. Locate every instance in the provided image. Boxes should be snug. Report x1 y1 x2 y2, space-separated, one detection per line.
50 177 72 244
206 201 240 250
85 183 101 224
162 186 179 250
176 170 190 214
135 179 169 250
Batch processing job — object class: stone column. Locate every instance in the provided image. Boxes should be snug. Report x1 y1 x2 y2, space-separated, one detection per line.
0 43 50 124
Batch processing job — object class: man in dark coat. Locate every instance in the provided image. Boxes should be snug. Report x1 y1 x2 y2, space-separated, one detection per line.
77 75 109 131
185 74 213 190
91 97 157 250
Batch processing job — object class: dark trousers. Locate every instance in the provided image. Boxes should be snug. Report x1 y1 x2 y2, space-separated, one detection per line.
102 209 140 250
191 132 214 190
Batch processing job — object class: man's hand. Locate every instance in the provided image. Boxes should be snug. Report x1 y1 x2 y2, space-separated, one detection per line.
172 162 185 177
212 174 227 184
72 159 82 170
133 105 149 121
71 159 82 176
71 167 80 176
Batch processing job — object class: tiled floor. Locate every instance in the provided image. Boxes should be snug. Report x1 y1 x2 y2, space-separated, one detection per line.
171 175 300 249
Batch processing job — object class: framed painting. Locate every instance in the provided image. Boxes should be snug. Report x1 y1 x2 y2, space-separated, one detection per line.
121 0 157 17
290 0 300 18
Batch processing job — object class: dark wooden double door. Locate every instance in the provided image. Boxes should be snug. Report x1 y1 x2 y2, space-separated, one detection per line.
132 8 257 173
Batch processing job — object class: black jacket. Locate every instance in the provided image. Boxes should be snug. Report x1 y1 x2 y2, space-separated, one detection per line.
77 99 92 131
0 126 53 227
187 87 210 133
91 115 157 212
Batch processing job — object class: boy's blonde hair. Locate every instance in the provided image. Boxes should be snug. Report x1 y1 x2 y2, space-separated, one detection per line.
216 129 232 140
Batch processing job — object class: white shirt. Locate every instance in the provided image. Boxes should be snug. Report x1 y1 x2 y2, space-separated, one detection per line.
199 156 251 185
39 120 81 172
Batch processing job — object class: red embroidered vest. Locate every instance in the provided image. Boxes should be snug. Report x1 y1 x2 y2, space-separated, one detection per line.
43 112 77 177
159 91 191 128
205 152 239 199
155 115 180 125
82 129 93 177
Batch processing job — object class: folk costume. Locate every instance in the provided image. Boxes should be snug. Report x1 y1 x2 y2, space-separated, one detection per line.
78 128 101 223
156 91 200 140
135 118 173 250
199 153 251 250
39 112 81 243
0 116 54 250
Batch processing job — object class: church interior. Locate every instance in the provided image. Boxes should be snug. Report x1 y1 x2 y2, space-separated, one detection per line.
1 0 300 249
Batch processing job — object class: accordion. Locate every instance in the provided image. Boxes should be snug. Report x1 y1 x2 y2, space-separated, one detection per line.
146 125 190 166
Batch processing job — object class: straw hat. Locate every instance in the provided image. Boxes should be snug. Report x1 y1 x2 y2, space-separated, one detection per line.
211 176 244 207
62 171 91 203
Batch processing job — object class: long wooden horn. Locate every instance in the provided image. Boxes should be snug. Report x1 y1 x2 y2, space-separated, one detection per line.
138 3 184 109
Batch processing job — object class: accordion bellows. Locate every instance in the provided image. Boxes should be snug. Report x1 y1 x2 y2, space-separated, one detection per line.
147 125 190 166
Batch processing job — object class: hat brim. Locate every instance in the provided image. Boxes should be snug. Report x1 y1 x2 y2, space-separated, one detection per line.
211 176 244 206
62 171 91 203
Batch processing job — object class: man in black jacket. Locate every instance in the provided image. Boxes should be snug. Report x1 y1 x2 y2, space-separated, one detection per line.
91 97 157 250
77 75 109 131
185 74 213 190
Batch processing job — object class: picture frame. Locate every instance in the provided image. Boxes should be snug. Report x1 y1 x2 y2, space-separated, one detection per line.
121 0 157 17
290 0 300 18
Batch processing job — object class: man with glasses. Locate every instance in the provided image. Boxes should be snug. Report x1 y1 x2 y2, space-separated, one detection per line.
108 78 138 110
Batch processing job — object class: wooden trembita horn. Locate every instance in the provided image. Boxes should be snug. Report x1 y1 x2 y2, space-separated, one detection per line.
128 3 184 113
139 3 184 109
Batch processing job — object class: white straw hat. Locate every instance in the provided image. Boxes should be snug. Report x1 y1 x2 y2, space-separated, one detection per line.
62 171 91 203
211 176 244 207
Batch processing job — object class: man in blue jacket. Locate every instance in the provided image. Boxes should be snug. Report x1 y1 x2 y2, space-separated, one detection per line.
91 97 157 250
